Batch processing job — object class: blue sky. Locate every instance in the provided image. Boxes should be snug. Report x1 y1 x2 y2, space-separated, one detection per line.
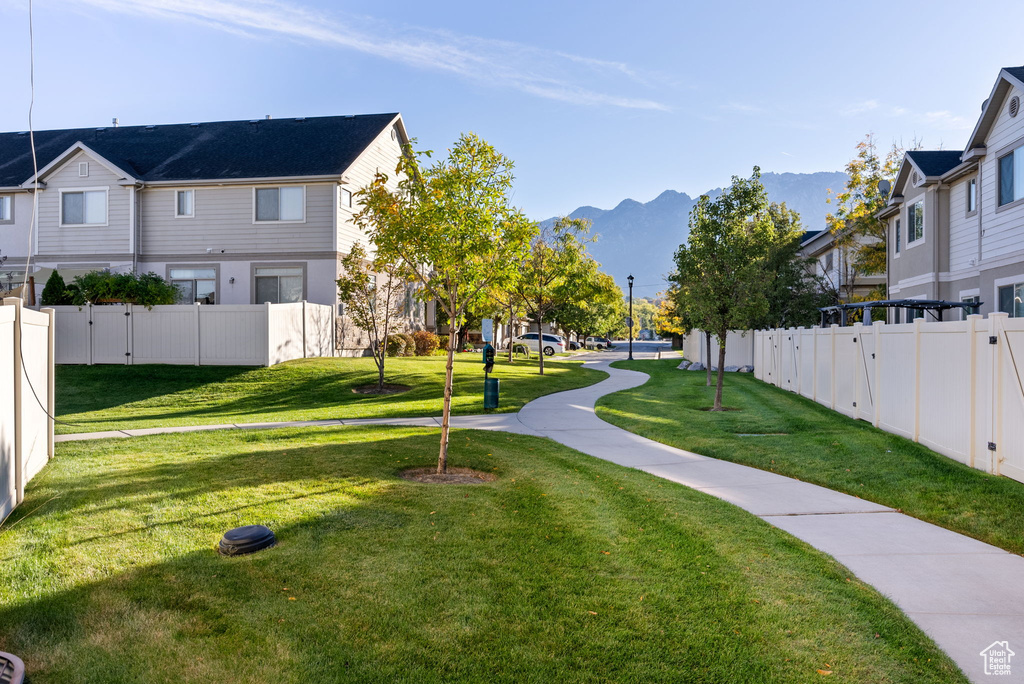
1 0 1023 219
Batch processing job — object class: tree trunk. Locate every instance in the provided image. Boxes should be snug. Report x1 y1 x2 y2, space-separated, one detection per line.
537 314 545 375
438 312 458 474
713 335 727 411
508 304 515 363
704 331 712 387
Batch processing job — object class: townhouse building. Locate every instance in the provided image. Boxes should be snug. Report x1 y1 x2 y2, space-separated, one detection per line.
879 67 1024 322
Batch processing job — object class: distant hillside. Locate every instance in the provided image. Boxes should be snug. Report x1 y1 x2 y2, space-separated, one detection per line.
544 171 848 295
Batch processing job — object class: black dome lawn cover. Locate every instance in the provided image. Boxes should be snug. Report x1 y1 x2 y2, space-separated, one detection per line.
218 525 276 556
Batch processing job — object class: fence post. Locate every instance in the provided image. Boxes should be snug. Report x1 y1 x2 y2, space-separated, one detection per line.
265 302 273 367
194 302 201 366
125 303 133 366
302 300 308 359
830 324 838 410
873 321 883 428
87 302 94 366
988 313 1008 474
5 298 24 507
44 307 55 460
913 317 923 443
812 326 818 403
967 314 980 469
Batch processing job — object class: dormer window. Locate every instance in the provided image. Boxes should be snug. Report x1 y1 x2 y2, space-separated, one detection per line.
60 189 107 226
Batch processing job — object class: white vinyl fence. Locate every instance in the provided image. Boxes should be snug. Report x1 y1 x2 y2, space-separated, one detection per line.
754 313 1024 484
52 301 336 367
1 298 55 523
682 330 756 368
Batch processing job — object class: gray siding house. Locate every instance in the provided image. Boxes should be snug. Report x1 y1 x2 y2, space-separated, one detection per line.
879 66 1024 322
0 114 425 327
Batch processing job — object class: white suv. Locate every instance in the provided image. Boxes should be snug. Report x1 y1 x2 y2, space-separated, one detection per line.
513 333 565 356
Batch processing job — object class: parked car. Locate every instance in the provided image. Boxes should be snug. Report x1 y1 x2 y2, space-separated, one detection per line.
585 336 612 350
513 333 565 356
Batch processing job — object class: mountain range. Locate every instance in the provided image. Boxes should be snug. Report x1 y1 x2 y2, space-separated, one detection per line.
544 171 849 296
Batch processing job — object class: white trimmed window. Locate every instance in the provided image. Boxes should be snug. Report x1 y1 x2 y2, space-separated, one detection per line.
998 282 1024 317
967 178 977 214
0 195 12 222
255 266 304 303
60 189 107 226
908 200 924 243
341 188 352 208
170 267 216 304
999 145 1024 206
175 190 195 218
254 186 304 222
894 218 901 254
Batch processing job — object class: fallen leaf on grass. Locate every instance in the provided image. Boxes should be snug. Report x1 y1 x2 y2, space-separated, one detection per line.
817 670 832 676
288 597 297 601
600 551 611 555
587 611 597 615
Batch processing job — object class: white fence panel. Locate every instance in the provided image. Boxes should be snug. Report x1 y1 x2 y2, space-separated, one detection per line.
199 306 268 366
268 303 306 366
91 305 129 364
918 320 972 465
0 298 54 524
304 304 335 358
798 328 816 399
20 308 52 483
777 329 797 392
0 307 16 520
52 306 91 364
833 328 858 418
132 305 199 365
814 328 833 407
876 324 917 439
996 316 1024 482
855 325 877 423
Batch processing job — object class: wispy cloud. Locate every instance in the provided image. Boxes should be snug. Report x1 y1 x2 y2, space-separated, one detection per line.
839 99 973 131
71 0 670 111
720 102 767 114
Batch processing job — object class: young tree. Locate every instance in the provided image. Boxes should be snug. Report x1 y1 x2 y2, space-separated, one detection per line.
336 243 412 392
358 133 537 474
674 167 784 410
757 203 833 328
513 217 593 375
552 268 623 345
827 134 903 292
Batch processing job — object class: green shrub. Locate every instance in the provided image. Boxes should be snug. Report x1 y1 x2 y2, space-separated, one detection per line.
400 333 416 357
437 334 449 351
72 270 178 309
412 330 439 356
385 334 407 357
41 270 75 306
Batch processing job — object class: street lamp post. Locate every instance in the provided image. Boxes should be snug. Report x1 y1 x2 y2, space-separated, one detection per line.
627 274 634 361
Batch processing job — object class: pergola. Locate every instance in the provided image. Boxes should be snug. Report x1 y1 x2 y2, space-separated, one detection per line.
818 299 982 327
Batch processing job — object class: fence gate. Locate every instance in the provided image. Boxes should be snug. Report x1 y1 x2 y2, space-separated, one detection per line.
856 327 877 423
90 304 130 364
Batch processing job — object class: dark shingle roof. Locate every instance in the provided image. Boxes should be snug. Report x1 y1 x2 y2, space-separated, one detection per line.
1004 66 1024 85
800 230 823 245
0 113 399 187
905 150 963 178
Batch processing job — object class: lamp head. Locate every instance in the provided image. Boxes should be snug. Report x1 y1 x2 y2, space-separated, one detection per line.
627 274 634 286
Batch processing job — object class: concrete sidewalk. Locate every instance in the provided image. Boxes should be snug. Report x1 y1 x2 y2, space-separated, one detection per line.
56 342 1022 681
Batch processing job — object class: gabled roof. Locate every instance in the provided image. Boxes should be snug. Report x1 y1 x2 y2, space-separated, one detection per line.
964 66 1024 153
905 150 963 178
0 113 402 187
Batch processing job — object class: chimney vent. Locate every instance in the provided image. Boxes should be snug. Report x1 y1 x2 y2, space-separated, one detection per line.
112 117 119 128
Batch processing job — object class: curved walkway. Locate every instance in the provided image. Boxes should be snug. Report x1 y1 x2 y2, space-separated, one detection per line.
57 345 1022 681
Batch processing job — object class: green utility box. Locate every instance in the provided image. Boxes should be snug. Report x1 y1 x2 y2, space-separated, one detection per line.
484 377 500 409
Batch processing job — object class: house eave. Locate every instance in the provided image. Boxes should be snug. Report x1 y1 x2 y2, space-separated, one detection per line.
141 174 345 188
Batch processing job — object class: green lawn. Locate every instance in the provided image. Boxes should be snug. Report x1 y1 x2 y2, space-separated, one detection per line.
0 427 965 683
597 359 1024 555
55 355 604 434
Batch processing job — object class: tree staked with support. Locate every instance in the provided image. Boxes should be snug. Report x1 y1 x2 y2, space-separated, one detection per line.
358 133 537 474
336 243 413 392
674 167 785 410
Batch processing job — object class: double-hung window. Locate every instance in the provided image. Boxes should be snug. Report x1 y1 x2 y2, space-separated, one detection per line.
176 190 195 218
998 282 1024 317
170 267 216 304
255 186 304 222
0 195 12 223
908 200 924 243
999 145 1024 206
961 295 980 320
61 189 107 226
255 267 304 303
